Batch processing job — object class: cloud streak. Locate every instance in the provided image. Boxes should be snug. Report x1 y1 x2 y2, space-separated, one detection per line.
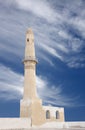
0 64 23 100
0 0 85 113
16 0 57 23
0 64 79 107
37 79 78 107
0 0 85 69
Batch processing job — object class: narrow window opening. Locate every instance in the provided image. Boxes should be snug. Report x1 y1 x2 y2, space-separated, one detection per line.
27 39 29 42
46 110 50 119
56 111 60 119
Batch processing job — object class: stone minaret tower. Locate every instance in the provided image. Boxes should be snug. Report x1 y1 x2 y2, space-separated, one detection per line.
23 29 37 99
20 29 45 125
20 29 64 126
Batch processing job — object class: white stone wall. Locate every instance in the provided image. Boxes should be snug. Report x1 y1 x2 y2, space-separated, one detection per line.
43 106 64 117
0 118 85 129
38 121 85 128
64 121 85 128
0 118 31 129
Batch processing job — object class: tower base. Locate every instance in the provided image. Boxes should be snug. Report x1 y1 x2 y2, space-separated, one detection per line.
20 98 46 126
20 98 64 126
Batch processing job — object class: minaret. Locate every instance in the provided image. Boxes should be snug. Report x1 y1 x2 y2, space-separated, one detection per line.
20 29 65 126
20 29 45 125
20 28 42 119
23 29 37 99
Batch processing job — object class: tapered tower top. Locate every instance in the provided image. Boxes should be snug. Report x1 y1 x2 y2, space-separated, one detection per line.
26 28 34 41
26 28 33 34
24 28 37 63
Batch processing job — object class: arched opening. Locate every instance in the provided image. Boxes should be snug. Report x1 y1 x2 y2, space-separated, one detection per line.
56 111 60 119
46 110 50 119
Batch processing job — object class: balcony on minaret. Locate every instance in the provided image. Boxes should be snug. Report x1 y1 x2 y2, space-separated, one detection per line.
23 56 38 64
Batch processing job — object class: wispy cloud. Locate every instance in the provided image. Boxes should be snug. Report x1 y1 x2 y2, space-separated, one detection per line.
37 78 79 107
0 64 79 107
16 0 57 23
41 44 63 61
0 0 85 69
0 0 57 23
66 56 85 68
0 0 85 109
0 64 23 100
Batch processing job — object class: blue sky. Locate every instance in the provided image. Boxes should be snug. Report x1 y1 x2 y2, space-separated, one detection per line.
0 0 85 121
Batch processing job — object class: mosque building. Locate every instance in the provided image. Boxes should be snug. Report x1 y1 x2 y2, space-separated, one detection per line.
0 29 84 129
20 28 65 126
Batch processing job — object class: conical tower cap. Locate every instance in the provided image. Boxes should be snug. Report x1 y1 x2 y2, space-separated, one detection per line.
26 28 33 34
